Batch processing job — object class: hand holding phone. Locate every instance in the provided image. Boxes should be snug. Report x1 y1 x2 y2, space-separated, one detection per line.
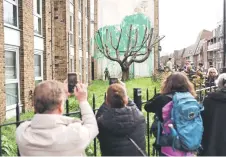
68 73 78 93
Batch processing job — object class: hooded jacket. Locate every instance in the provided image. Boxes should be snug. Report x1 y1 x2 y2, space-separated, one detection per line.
16 101 99 156
200 89 226 156
96 101 146 156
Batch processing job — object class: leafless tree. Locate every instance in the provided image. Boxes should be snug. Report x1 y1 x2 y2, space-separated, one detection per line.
95 24 164 81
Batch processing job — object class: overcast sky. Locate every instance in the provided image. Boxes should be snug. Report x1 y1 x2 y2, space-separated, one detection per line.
98 0 223 56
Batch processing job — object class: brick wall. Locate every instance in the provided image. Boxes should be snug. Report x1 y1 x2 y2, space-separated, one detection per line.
19 0 35 112
43 0 53 80
0 0 5 123
53 0 68 82
94 0 98 80
87 0 92 83
74 0 79 73
82 0 87 83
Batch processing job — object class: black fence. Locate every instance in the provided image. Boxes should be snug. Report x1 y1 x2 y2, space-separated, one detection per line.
0 86 218 156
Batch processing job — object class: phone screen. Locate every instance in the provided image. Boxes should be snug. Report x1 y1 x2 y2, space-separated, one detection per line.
109 78 119 85
68 73 77 93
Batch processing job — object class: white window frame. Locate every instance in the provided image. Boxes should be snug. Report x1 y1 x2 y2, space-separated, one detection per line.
33 0 43 36
5 46 20 109
4 0 19 28
34 50 43 82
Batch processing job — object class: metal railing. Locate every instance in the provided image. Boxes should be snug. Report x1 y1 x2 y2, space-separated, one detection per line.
0 86 218 156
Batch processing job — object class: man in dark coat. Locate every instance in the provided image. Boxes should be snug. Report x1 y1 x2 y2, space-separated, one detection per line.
96 83 146 156
200 73 226 156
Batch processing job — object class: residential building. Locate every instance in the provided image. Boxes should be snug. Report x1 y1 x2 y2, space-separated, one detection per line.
182 44 195 63
182 30 212 69
173 48 185 68
207 21 223 70
0 0 98 122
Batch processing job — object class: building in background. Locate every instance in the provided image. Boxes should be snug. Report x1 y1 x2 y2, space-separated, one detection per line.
207 21 223 70
0 0 98 122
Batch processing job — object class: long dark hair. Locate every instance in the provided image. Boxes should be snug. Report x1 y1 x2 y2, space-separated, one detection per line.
161 72 197 97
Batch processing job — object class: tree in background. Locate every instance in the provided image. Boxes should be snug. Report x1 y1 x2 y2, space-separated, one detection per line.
95 13 164 81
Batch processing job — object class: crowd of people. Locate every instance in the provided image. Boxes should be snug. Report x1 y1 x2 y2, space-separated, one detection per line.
162 58 219 89
15 67 226 156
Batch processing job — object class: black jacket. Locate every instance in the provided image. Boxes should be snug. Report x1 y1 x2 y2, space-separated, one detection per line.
144 94 172 122
96 101 146 156
200 88 226 156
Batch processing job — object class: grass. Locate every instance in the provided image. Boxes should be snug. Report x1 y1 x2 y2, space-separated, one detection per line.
1 77 161 156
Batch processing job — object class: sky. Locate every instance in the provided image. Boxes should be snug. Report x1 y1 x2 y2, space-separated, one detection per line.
98 0 223 56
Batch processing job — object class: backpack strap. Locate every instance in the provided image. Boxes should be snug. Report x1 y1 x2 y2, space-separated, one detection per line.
127 135 147 157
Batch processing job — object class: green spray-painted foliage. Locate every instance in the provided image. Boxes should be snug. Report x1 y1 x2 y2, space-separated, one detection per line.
94 13 152 58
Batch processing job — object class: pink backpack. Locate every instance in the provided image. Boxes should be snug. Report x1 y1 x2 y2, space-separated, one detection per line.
160 101 194 156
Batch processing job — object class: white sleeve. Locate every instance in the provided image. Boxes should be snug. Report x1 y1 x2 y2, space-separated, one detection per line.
69 101 99 149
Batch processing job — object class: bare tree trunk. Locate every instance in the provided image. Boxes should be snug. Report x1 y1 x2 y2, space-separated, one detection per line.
121 68 130 81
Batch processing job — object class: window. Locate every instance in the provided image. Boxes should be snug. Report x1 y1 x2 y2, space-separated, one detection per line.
86 58 88 82
79 57 82 81
4 0 18 27
5 48 20 106
34 51 43 84
70 15 73 32
33 0 42 35
79 21 82 49
69 14 74 46
78 0 81 11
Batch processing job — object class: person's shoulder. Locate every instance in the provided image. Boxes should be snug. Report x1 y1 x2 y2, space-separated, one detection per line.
16 121 31 133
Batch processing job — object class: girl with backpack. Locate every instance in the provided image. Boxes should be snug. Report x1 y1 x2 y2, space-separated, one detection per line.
145 72 203 156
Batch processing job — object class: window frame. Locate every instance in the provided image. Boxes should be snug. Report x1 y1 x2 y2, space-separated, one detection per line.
34 50 43 82
4 0 19 28
5 46 20 107
33 0 43 36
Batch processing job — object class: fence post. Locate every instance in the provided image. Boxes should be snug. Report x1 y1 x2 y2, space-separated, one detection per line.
146 88 150 156
92 94 97 156
16 102 20 156
104 92 106 101
133 88 142 111
66 99 69 116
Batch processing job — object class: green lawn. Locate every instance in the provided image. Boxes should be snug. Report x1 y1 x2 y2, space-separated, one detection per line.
1 78 160 156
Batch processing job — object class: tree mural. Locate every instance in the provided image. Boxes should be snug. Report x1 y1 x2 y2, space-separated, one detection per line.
94 13 164 81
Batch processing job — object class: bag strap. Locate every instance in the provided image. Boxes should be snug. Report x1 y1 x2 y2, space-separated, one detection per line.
126 135 147 157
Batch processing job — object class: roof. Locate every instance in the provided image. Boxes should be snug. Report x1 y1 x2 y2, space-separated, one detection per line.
173 48 185 59
183 44 196 58
194 39 206 55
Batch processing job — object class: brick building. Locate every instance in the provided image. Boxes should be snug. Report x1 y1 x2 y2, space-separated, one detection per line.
0 0 98 122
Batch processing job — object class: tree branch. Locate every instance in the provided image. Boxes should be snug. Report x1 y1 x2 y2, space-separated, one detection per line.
132 35 165 63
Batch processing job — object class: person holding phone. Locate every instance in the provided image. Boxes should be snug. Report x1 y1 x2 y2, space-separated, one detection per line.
16 78 98 156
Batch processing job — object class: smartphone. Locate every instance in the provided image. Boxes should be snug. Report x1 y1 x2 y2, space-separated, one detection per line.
109 78 119 85
68 73 78 93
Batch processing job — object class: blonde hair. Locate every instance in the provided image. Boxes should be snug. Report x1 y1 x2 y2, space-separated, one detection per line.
207 68 218 77
161 72 197 97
